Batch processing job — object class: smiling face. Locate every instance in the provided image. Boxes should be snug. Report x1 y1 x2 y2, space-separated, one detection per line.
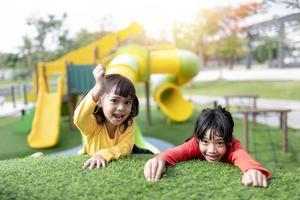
99 87 133 128
199 129 227 162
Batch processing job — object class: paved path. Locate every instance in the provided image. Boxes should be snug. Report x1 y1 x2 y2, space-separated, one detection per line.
194 66 300 82
0 102 34 118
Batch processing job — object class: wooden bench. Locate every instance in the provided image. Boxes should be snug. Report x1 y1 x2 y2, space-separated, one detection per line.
240 108 291 153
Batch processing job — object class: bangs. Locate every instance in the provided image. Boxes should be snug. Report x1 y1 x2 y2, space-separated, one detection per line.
207 129 223 140
105 74 136 98
114 79 136 98
200 118 225 140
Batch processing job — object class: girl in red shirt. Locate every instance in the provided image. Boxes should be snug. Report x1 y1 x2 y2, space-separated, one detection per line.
144 106 271 187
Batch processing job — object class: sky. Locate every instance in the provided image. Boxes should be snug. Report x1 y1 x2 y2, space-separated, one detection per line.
0 0 294 53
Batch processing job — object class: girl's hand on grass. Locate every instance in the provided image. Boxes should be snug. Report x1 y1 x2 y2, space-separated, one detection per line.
92 64 106 102
242 169 268 188
83 154 107 169
144 158 166 182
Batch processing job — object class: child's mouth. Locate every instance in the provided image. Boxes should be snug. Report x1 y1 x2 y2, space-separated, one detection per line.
113 113 124 121
206 155 219 161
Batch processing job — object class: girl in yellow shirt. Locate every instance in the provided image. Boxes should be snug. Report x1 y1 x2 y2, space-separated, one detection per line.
74 64 139 169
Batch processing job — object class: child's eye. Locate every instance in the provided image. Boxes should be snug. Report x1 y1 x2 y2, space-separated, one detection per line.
216 142 225 147
200 140 208 145
125 101 132 105
111 99 118 103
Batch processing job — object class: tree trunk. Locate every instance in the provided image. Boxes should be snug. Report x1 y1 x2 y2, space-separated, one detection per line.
229 57 235 70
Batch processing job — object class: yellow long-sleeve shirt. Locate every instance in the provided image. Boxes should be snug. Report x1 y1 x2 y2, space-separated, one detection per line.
73 91 135 162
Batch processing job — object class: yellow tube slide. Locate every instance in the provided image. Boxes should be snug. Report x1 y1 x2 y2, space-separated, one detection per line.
106 45 200 122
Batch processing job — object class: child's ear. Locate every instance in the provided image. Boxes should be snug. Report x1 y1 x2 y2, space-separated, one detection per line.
98 99 103 107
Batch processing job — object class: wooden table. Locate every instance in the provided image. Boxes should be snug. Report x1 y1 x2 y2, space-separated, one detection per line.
240 108 291 153
224 95 258 126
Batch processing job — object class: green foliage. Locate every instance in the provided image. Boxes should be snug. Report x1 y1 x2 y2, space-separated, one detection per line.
4 13 114 71
173 7 248 67
206 35 246 65
26 13 69 52
253 36 278 63
218 35 246 60
173 22 195 51
0 155 299 199
1 53 19 69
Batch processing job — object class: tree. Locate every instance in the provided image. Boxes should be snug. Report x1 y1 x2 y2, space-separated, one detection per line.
253 36 278 63
26 13 69 52
18 35 34 68
195 3 259 68
219 35 246 69
22 13 71 63
173 22 194 51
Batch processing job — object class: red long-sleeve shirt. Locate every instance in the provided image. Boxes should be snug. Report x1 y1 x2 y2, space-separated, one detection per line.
156 137 271 179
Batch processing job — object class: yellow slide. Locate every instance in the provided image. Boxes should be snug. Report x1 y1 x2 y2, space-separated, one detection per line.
27 76 64 148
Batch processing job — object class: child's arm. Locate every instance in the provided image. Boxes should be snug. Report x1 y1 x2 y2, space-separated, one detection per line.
90 64 106 103
144 137 200 181
73 91 99 135
82 124 135 169
96 123 135 163
226 138 271 187
155 137 201 166
73 64 106 135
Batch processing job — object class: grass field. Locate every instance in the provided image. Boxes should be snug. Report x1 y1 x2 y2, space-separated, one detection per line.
183 80 300 100
0 115 81 160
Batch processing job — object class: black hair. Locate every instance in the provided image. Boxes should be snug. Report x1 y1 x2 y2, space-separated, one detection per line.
79 74 139 133
193 106 234 146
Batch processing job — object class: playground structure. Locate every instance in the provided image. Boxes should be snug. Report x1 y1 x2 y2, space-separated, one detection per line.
27 22 200 150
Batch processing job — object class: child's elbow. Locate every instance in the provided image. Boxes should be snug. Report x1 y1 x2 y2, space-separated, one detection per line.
73 111 81 127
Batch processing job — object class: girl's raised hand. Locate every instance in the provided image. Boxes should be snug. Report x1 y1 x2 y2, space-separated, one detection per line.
242 169 268 188
92 64 106 102
144 158 166 182
82 154 107 169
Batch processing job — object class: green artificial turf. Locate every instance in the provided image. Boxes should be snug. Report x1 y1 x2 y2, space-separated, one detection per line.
0 155 299 200
183 80 300 100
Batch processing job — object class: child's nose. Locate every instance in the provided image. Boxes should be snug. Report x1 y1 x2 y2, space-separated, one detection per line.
117 103 125 110
208 144 217 153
